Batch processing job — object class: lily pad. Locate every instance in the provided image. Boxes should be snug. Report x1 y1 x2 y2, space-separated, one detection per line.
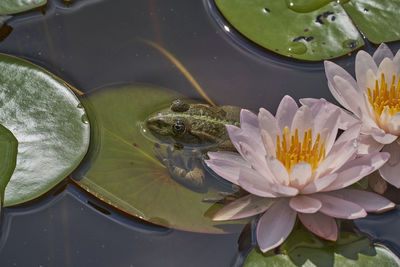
0 124 17 202
215 0 364 61
342 0 400 44
71 84 246 233
0 0 47 15
0 53 90 206
244 230 400 266
215 0 400 61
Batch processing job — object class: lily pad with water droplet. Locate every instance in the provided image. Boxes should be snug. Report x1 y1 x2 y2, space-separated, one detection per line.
0 53 90 206
0 0 47 15
243 230 400 266
215 0 364 61
71 84 246 233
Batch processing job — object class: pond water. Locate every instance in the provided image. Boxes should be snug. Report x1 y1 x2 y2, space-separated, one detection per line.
0 0 400 266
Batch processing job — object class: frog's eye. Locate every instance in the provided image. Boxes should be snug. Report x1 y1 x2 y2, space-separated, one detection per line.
171 99 189 112
172 120 186 135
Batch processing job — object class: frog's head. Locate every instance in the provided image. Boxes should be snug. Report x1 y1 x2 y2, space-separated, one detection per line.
146 99 197 145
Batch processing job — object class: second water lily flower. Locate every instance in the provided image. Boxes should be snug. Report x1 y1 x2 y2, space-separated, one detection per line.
205 96 394 253
303 44 400 188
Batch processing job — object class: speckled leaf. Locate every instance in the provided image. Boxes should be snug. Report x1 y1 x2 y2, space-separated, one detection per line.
71 84 246 233
0 0 47 15
215 0 364 61
0 124 17 202
244 230 400 266
0 53 90 206
343 0 400 44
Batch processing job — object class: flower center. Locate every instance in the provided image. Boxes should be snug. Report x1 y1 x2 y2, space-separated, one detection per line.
276 127 325 173
367 73 400 119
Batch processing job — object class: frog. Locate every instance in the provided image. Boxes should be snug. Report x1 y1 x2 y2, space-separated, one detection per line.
146 99 241 191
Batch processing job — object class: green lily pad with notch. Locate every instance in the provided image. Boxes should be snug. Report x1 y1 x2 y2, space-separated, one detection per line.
244 230 400 266
0 0 47 15
216 0 400 61
0 124 17 203
342 0 400 44
71 84 246 233
0 53 90 206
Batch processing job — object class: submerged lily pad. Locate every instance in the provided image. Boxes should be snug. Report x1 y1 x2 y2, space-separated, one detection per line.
0 0 47 15
0 124 17 202
215 0 400 61
244 230 400 266
0 53 90 206
71 84 246 233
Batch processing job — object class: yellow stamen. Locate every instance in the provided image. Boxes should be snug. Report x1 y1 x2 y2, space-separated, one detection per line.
276 127 325 173
367 73 400 121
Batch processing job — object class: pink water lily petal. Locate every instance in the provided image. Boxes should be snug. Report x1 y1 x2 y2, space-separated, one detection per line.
327 189 395 213
300 173 337 194
356 50 378 93
357 134 385 154
240 109 259 133
321 165 374 192
261 130 276 156
370 128 398 144
226 125 264 159
290 162 312 189
393 49 400 75
289 195 321 213
298 212 337 241
312 194 367 219
206 151 251 183
315 108 341 154
377 58 396 87
334 123 361 147
266 156 289 186
325 61 359 110
291 105 313 139
276 95 298 132
258 108 280 143
300 98 360 130
341 151 389 171
238 141 269 176
388 112 400 136
373 43 394 65
380 141 400 188
379 107 391 133
333 76 365 117
207 151 249 165
256 199 297 253
238 167 298 197
205 153 250 184
312 138 357 179
213 194 276 221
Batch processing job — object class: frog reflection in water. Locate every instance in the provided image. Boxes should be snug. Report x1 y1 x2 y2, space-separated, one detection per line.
146 99 241 191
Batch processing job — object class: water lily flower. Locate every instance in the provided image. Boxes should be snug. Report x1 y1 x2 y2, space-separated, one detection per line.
205 96 394 253
302 44 400 188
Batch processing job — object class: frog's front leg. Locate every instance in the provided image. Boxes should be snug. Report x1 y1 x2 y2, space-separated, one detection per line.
154 145 205 189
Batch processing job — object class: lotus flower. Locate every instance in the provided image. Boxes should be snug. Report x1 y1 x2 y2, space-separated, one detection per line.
302 44 400 188
205 96 394 253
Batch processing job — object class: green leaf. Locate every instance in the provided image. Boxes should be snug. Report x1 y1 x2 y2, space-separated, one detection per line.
0 124 17 200
0 0 47 15
342 0 400 44
244 230 400 266
215 0 364 61
215 0 400 61
72 84 246 233
0 53 90 206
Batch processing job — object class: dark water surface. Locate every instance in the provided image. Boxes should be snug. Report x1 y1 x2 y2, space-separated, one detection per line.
0 0 399 266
